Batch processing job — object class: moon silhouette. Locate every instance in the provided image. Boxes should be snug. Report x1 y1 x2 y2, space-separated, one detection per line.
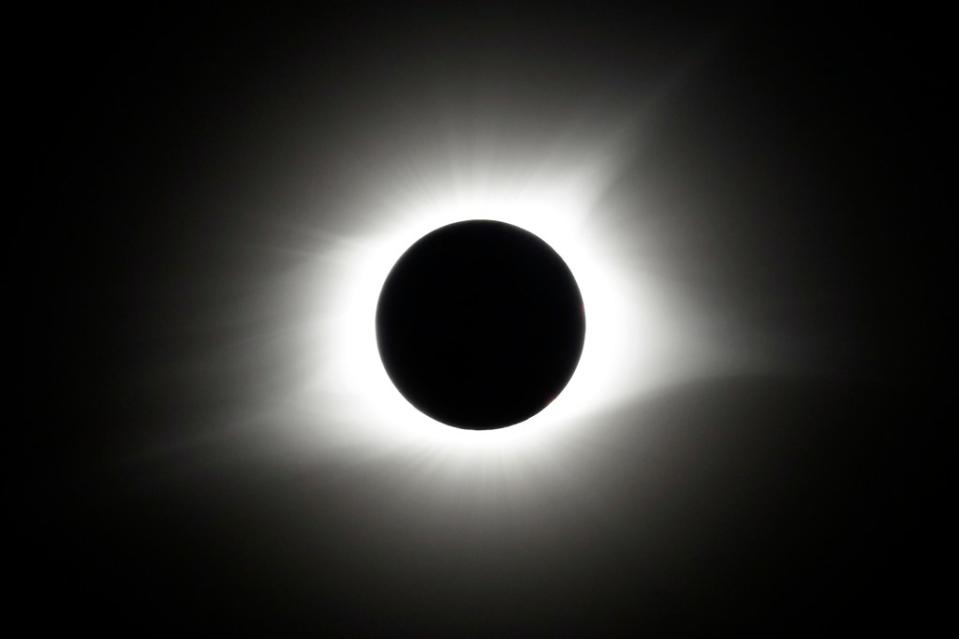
376 220 586 430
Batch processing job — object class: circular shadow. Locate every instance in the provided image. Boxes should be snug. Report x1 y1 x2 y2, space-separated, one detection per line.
376 220 586 430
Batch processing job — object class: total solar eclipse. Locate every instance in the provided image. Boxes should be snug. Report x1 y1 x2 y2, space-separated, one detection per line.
376 220 586 430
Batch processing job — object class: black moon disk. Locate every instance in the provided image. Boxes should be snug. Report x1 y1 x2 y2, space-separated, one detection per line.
376 220 586 430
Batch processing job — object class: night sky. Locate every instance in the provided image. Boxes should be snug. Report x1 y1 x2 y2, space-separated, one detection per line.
19 4 951 633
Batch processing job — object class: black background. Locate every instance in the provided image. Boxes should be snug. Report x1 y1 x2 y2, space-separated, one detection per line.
17 3 951 633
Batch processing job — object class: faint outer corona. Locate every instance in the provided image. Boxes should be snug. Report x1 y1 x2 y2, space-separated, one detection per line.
375 220 585 430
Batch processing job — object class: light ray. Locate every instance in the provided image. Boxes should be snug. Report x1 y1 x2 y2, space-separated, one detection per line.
275 153 718 473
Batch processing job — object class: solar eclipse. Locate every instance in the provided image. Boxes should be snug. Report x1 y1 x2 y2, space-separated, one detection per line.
28 5 939 632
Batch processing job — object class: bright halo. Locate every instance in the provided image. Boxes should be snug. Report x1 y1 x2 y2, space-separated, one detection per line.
280 161 717 463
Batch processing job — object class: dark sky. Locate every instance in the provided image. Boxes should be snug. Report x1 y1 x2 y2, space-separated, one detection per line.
18 4 951 633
